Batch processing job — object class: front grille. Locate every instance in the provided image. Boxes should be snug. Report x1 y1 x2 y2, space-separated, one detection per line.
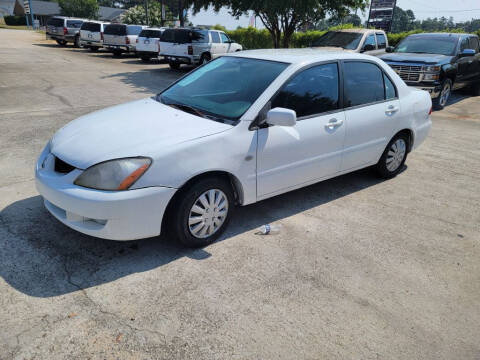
54 156 75 173
389 64 423 83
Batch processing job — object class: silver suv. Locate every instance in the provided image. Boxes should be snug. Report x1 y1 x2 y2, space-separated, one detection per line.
80 21 109 51
103 24 146 57
46 16 84 47
159 28 243 69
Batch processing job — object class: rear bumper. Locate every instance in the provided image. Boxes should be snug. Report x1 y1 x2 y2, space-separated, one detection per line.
105 44 136 53
47 34 75 42
137 51 158 57
161 54 194 64
80 39 103 47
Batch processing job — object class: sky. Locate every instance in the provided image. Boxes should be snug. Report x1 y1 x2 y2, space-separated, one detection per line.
188 0 480 30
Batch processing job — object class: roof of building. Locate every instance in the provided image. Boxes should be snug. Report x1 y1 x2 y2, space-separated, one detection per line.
98 6 125 21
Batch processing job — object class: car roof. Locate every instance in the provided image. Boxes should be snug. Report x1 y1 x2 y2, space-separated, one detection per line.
409 32 471 38
338 28 376 34
226 48 378 64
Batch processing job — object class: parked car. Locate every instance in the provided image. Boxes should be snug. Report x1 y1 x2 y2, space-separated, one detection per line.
312 29 388 56
103 24 146 56
136 27 165 62
46 16 84 47
380 33 480 110
36 50 432 247
79 21 109 51
159 28 243 69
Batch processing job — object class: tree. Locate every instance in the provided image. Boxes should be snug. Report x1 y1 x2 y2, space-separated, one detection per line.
121 0 174 26
59 0 98 18
193 0 368 48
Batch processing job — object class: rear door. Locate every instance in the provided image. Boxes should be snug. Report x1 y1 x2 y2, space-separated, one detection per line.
127 25 143 49
341 61 400 171
159 29 176 55
210 31 223 56
47 17 64 35
137 29 162 52
219 32 233 53
104 24 127 45
66 20 83 36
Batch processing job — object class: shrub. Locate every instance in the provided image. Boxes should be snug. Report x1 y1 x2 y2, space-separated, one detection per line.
4 15 27 26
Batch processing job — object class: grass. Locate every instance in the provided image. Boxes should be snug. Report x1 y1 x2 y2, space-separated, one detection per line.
0 23 45 33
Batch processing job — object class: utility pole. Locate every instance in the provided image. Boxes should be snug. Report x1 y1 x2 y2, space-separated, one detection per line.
144 0 149 26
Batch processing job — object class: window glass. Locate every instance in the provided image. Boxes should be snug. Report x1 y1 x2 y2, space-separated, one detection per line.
395 36 457 56
376 33 387 49
460 37 469 51
127 26 143 35
384 74 396 100
160 57 288 121
364 34 376 49
81 22 101 32
47 18 64 27
210 31 221 43
313 31 363 50
191 30 208 43
104 24 127 36
220 32 230 43
67 20 83 28
272 63 339 117
160 29 175 42
139 29 162 38
469 37 479 52
344 62 385 107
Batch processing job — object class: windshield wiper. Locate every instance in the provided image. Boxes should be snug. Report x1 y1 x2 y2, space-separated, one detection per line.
167 103 206 118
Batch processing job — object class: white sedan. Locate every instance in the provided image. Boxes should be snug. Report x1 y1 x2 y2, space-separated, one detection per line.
36 49 432 247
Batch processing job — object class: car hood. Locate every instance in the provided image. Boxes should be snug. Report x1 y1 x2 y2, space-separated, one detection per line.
380 52 452 65
51 98 233 169
311 46 353 52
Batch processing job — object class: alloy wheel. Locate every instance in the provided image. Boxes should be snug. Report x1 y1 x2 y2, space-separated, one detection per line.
386 139 406 172
188 189 228 239
439 82 451 107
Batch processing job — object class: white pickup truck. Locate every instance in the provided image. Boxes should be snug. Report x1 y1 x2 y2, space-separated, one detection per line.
159 28 243 69
312 28 389 56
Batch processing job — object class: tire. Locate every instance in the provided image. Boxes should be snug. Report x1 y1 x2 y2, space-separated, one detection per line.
471 82 480 96
169 61 181 70
170 177 234 248
56 40 67 46
74 35 80 48
200 53 211 65
433 78 452 110
113 50 122 57
375 133 409 179
141 56 151 62
90 46 99 52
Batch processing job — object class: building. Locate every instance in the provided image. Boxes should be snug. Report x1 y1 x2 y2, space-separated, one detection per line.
12 0 126 25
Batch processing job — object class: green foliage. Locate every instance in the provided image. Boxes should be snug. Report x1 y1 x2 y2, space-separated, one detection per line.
121 1 174 26
3 15 27 26
225 27 274 49
59 0 99 18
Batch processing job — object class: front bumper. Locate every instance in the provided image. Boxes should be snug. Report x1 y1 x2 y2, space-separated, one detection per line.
410 85 442 98
35 150 176 241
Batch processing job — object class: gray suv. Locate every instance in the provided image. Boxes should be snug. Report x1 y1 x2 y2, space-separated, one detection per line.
46 16 84 47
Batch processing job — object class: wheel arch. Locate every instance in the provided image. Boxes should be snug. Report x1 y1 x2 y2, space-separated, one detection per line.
393 128 414 152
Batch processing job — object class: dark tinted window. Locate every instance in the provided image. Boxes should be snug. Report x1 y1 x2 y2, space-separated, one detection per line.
81 22 101 32
104 24 127 35
174 29 192 43
376 33 387 49
272 63 339 117
395 36 458 56
127 25 143 35
469 37 479 52
364 34 376 48
211 31 221 43
313 31 362 50
384 74 396 100
191 30 208 43
344 62 385 107
67 20 83 28
47 17 64 27
460 37 469 51
160 29 175 42
139 29 162 38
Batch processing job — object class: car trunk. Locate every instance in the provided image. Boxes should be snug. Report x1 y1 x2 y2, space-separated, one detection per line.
80 22 101 42
47 18 64 35
103 24 127 46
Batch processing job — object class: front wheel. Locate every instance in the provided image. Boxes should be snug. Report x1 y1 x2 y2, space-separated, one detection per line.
375 134 408 179
471 82 480 96
170 177 234 248
112 50 122 57
90 46 99 52
169 61 181 70
141 56 151 62
56 39 67 46
433 79 452 110
74 35 80 48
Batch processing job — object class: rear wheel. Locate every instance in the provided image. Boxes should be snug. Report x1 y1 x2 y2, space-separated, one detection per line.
375 133 409 179
56 40 67 46
170 177 234 248
169 61 181 70
112 50 122 57
74 35 80 48
433 79 452 110
200 53 211 65
471 82 480 96
141 56 151 62
90 46 99 52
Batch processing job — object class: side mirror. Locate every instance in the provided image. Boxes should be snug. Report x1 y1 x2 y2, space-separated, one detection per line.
460 49 475 57
386 46 394 53
266 107 296 127
362 43 376 52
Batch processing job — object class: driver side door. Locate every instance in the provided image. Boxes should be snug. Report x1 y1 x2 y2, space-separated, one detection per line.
256 62 346 199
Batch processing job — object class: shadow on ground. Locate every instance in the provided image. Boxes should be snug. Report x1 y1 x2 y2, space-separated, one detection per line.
0 167 393 298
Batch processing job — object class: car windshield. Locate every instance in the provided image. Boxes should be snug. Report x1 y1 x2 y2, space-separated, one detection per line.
157 57 289 123
313 31 363 50
395 36 458 55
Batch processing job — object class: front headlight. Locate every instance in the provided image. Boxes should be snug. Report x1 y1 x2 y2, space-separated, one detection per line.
424 65 441 73
424 73 440 81
74 157 152 191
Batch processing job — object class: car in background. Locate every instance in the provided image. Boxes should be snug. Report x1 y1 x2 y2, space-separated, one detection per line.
36 50 431 247
159 28 243 69
46 16 84 47
79 21 109 51
380 33 480 109
136 27 165 62
103 24 146 56
312 29 388 56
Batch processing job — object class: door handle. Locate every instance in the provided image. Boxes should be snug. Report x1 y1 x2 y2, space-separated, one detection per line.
325 118 343 129
385 105 399 115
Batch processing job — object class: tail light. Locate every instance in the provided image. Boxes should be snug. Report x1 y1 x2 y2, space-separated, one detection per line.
100 32 104 41
125 36 130 45
136 38 139 43
428 107 432 116
157 41 160 53
187 45 193 55
63 27 67 35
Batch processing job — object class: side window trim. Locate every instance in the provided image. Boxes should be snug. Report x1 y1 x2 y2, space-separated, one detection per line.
340 60 399 111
